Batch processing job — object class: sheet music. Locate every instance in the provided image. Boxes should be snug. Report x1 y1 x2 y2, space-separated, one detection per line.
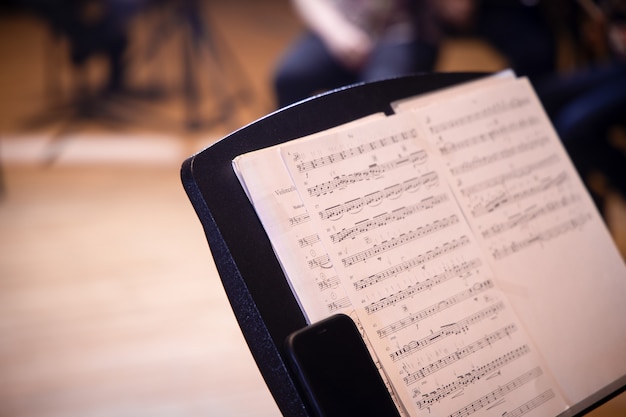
233 147 351 322
280 109 567 416
233 115 412 414
232 115 385 322
391 69 516 113
402 78 626 404
232 74 626 416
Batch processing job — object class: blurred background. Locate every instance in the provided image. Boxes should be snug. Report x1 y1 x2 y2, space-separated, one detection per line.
0 0 625 416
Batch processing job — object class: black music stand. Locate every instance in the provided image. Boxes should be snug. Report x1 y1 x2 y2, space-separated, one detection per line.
180 73 625 416
180 73 482 416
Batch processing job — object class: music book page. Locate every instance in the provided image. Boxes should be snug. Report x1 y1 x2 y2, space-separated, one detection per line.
232 114 410 412
232 114 385 323
394 77 626 405
233 75 626 416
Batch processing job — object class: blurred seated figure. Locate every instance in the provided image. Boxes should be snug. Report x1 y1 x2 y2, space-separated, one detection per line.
533 0 626 212
273 0 440 108
273 0 558 109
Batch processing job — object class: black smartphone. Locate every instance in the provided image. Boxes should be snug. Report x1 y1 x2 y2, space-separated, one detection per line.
285 314 401 417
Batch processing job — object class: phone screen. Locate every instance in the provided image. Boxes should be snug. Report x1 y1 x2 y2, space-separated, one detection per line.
285 314 401 417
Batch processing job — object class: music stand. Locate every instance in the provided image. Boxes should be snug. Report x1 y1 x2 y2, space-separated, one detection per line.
180 73 484 416
182 70 626 417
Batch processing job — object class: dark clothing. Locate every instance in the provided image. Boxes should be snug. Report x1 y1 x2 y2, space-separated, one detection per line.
273 0 557 108
534 62 626 204
274 31 437 108
475 2 557 78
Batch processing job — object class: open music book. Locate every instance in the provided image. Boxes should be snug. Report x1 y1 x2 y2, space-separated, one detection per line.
232 73 626 417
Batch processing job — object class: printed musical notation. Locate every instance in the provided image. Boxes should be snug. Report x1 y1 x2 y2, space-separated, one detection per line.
403 324 518 386
492 213 592 259
470 172 569 218
273 80 577 417
328 193 446 243
389 302 505 362
317 274 340 291
460 155 559 198
449 135 548 176
341 215 460 267
428 96 530 135
447 368 549 417
295 128 417 173
308 254 332 270
436 97 595 269
440 116 540 156
298 233 320 248
354 235 471 290
415 346 532 409
376 280 494 338
307 150 428 197
500 389 556 417
320 174 441 222
365 258 482 315
480 194 581 239
288 212 310 227
327 296 352 313
234 75 626 417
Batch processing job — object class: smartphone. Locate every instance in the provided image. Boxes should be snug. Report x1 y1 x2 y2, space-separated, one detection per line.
285 314 401 417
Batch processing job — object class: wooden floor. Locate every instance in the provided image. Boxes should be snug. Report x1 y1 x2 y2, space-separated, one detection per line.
1 1 625 416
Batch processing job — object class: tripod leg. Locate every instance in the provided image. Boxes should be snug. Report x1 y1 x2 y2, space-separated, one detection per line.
0 142 5 200
182 22 202 130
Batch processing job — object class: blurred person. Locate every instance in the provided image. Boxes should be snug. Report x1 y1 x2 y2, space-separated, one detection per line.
273 0 558 109
21 0 145 92
272 0 440 108
533 0 626 212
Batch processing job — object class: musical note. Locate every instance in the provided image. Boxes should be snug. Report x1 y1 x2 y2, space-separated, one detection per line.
415 346 532 409
390 301 504 361
403 324 518 385
354 236 471 290
491 213 592 259
317 275 340 291
308 254 333 270
376 280 493 338
481 193 581 239
460 155 559 197
470 172 569 218
449 136 549 176
319 177 443 223
327 296 352 313
366 258 482 314
288 212 310 227
430 97 530 135
342 215 460 267
319 198 365 221
296 128 418 173
499 389 556 417
447 367 546 417
439 116 539 155
307 151 429 197
298 233 320 248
